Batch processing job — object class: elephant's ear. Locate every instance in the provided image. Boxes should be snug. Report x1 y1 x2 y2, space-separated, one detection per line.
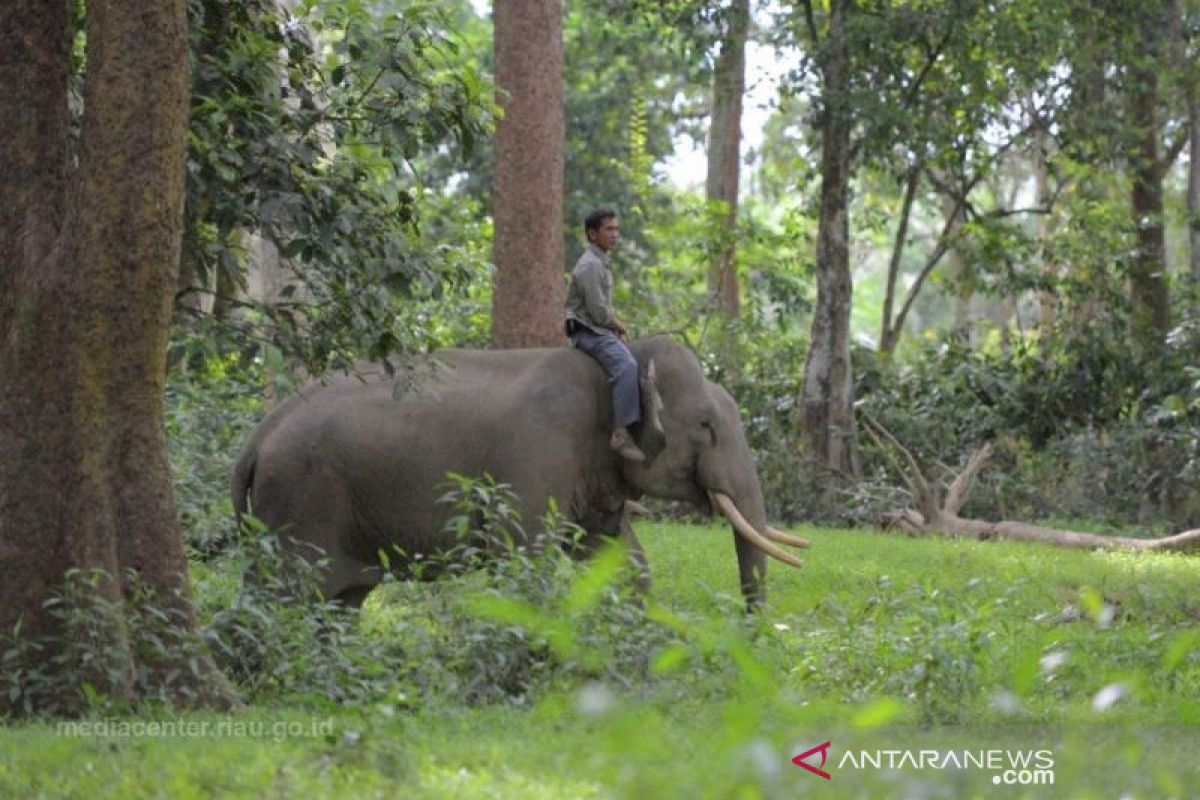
636 358 667 460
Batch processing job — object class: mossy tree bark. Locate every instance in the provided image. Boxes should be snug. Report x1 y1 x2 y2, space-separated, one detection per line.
0 0 233 713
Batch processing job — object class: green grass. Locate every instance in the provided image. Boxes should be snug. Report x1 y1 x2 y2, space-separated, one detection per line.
4 523 1200 798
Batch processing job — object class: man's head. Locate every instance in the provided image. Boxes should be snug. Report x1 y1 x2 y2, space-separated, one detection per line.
584 208 619 252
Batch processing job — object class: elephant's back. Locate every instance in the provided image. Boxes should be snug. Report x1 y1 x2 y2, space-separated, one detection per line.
250 345 607 485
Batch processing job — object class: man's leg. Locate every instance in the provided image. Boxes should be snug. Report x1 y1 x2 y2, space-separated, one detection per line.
572 330 644 459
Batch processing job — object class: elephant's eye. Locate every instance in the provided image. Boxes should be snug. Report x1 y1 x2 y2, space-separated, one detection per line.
699 419 716 446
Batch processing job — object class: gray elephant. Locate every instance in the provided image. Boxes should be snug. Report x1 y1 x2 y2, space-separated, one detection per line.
230 336 808 611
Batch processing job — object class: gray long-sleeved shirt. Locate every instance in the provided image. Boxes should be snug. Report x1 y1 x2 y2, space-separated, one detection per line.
564 243 616 333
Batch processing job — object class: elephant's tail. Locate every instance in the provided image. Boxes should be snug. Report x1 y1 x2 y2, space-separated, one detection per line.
230 442 256 530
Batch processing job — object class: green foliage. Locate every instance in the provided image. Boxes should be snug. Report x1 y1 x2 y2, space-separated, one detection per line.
560 1 711 264
856 309 1200 527
165 330 266 557
204 521 408 706
368 474 675 705
6 525 1200 797
2 570 213 717
185 0 496 371
796 576 991 724
194 472 673 709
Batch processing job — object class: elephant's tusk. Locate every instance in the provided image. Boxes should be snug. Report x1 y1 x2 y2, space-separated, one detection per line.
767 527 811 549
709 491 805 569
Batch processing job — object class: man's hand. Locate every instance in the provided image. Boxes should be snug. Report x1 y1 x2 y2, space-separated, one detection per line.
612 320 629 343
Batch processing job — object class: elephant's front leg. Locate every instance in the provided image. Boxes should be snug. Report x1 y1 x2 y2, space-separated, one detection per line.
569 503 652 595
617 507 652 594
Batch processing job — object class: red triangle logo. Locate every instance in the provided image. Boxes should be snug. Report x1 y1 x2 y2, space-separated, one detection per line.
792 740 832 780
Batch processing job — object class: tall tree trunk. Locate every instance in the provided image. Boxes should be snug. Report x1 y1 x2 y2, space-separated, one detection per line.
879 168 919 359
943 194 973 343
706 0 748 325
1127 45 1172 350
1033 128 1059 336
491 0 566 349
799 0 858 483
1177 0 1200 285
1189 87 1200 286
0 0 231 713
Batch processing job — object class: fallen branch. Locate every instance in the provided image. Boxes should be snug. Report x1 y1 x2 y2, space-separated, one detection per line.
859 411 1200 555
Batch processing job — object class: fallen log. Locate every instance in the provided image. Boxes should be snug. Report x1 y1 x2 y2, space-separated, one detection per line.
858 411 1200 556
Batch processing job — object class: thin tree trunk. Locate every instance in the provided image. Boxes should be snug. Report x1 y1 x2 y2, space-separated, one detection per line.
1189 92 1200 285
0 0 233 713
491 0 566 349
1177 0 1200 284
800 0 857 481
212 237 243 321
706 0 748 324
879 167 920 359
1127 52 1172 350
943 193 971 342
1034 127 1058 335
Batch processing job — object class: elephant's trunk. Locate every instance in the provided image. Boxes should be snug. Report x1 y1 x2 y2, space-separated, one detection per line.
705 470 808 611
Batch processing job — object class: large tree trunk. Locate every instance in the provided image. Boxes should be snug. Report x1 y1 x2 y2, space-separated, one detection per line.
800 0 857 482
1127 42 1172 351
491 0 566 349
0 0 231 713
0 0 69 320
706 0 748 325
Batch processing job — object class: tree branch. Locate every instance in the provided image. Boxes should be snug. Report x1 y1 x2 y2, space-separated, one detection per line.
858 407 938 522
801 0 821 51
882 164 923 346
1157 128 1190 179
943 444 992 516
888 175 980 342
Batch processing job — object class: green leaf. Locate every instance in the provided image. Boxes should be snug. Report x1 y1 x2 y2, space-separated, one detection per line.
852 697 904 728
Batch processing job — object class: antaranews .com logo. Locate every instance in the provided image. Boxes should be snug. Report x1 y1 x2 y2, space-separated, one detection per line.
792 741 1056 786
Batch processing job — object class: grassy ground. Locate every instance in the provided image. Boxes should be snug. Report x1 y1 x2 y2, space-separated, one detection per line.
3 522 1200 798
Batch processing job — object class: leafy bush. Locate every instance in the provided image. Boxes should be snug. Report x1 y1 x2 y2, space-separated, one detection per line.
165 334 265 557
855 313 1200 529
201 474 677 709
2 569 214 717
367 474 677 705
202 519 394 706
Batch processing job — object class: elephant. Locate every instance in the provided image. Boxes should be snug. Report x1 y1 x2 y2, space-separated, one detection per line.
230 335 808 611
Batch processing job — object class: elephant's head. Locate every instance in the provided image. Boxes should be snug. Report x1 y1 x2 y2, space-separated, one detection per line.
625 337 808 609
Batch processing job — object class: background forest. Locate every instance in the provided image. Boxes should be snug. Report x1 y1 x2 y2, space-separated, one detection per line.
172 0 1200 534
2 0 1199 797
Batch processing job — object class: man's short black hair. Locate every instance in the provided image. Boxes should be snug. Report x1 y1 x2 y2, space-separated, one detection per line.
584 208 617 236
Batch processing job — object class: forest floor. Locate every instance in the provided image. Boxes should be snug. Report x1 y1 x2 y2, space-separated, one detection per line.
3 523 1199 799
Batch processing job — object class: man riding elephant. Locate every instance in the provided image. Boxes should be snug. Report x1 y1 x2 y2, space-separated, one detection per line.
564 208 645 462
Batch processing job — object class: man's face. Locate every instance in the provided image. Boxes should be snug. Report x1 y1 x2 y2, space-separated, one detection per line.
588 217 620 252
